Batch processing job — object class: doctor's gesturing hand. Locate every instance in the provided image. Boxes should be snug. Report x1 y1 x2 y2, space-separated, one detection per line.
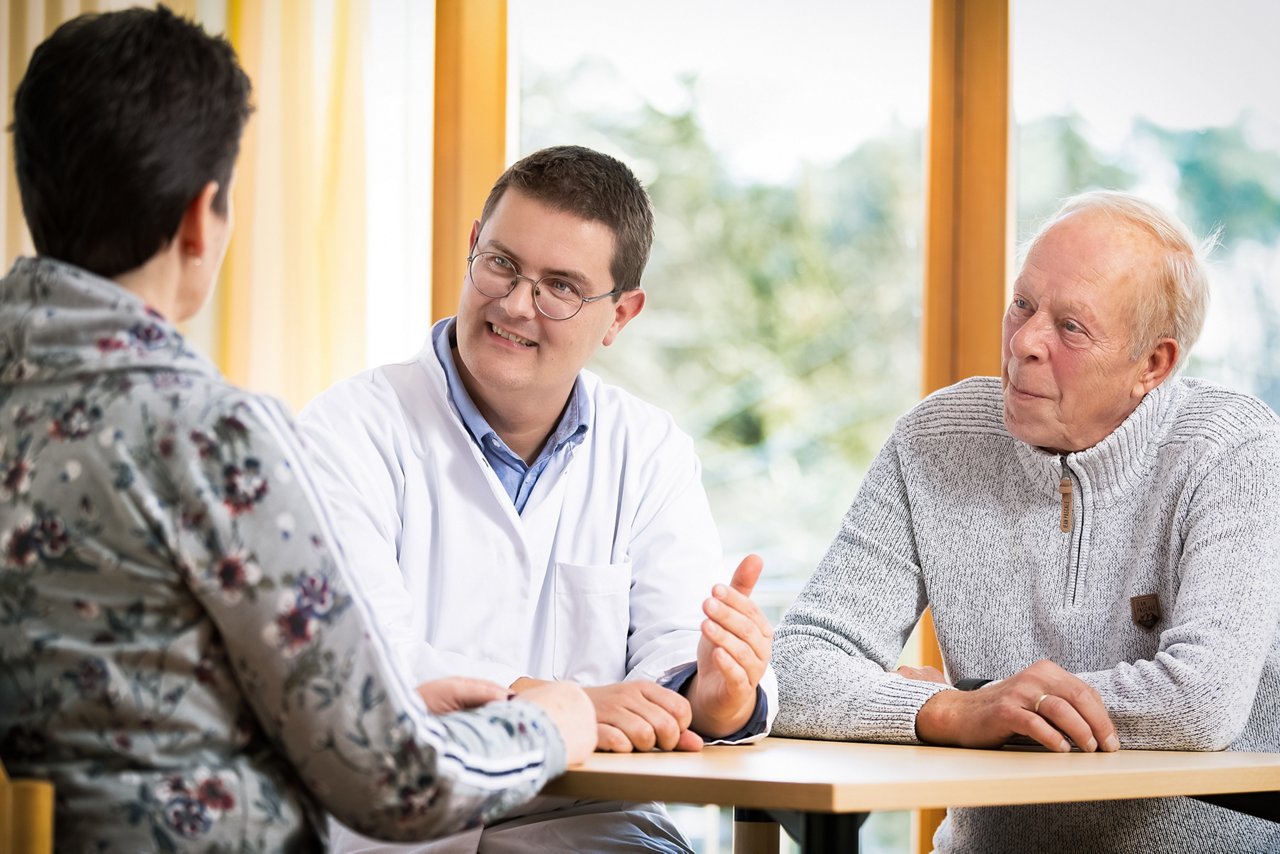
686 554 773 740
509 555 773 753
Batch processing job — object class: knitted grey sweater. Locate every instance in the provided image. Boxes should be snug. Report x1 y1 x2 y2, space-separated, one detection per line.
774 376 1280 853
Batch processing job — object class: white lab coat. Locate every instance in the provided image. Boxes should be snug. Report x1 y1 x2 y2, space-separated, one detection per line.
299 330 776 852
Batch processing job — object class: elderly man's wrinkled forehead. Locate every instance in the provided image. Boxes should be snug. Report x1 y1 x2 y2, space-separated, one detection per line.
1019 209 1163 300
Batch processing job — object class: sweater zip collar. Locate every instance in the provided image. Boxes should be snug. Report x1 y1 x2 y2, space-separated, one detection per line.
1012 379 1179 507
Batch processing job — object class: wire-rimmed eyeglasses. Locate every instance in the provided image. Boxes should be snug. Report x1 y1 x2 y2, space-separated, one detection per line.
466 251 622 321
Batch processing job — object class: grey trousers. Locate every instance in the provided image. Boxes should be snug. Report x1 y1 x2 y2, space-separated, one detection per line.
327 796 694 853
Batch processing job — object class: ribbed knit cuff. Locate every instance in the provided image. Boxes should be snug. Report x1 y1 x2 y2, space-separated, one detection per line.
863 678 956 744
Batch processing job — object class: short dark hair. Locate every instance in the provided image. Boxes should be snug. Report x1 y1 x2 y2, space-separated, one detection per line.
10 5 253 278
479 146 654 293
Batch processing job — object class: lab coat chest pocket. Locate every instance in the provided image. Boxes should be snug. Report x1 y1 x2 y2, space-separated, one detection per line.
553 560 632 685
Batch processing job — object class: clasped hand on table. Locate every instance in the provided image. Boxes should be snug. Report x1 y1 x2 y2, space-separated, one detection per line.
899 659 1119 754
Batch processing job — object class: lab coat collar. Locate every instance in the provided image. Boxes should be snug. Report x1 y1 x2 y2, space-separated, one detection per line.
428 317 590 461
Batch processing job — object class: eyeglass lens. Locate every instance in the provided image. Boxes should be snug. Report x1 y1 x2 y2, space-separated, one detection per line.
469 253 586 319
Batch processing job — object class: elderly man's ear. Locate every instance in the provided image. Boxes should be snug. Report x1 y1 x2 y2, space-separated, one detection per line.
1134 338 1179 398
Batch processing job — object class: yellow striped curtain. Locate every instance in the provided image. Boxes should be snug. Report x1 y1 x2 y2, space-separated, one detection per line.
219 0 368 409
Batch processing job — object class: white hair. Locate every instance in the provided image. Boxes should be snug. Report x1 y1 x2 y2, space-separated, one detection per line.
1022 190 1217 371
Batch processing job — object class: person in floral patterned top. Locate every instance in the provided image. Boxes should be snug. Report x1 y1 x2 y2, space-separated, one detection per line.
0 7 595 851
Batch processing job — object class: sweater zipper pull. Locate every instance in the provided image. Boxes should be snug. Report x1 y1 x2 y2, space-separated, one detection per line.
1058 461 1072 532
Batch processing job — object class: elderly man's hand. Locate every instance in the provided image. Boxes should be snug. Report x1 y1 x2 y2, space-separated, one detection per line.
686 554 773 740
916 659 1119 753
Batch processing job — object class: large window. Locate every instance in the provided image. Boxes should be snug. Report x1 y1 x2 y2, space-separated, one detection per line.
510 0 930 602
510 3 930 850
1013 0 1280 407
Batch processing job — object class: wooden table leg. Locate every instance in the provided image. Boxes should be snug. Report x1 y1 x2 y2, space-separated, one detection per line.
733 807 781 854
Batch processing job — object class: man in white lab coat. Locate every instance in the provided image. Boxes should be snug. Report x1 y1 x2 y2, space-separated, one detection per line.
301 146 778 852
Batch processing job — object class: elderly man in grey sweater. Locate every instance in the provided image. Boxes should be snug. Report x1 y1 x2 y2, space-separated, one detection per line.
774 191 1280 853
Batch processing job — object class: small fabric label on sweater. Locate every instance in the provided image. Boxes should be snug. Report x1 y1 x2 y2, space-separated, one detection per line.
1130 594 1161 629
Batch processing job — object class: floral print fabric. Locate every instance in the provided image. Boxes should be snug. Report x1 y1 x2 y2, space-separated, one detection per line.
0 258 565 852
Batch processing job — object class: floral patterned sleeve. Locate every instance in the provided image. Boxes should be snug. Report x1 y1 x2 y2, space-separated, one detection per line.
165 391 566 841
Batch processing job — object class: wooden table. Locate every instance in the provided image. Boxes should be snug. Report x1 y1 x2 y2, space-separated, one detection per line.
541 737 1280 852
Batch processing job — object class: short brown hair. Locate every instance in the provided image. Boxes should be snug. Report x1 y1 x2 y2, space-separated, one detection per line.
480 146 654 293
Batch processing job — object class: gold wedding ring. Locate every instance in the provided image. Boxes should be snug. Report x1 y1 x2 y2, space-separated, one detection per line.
1034 693 1051 714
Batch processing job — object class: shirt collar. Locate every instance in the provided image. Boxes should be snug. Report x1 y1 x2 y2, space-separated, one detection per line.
431 317 590 457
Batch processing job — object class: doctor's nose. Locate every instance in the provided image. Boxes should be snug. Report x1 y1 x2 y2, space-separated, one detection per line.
500 277 539 319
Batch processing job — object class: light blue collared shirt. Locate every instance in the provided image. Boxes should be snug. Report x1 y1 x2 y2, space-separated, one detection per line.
432 318 588 514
